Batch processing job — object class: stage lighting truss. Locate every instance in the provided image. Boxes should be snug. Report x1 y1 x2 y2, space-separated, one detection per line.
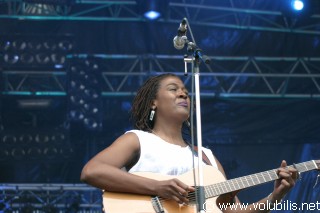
0 34 74 71
22 3 59 16
1 1 320 35
0 184 102 212
20 0 74 16
1 70 67 96
2 54 320 98
0 129 72 161
72 54 320 99
67 57 103 131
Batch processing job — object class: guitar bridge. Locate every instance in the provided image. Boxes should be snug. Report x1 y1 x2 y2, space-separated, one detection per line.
151 196 165 213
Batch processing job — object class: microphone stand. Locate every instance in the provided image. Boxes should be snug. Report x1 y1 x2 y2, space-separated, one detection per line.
180 18 211 213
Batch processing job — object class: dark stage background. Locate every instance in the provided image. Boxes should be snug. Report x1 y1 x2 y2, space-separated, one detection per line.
0 0 320 212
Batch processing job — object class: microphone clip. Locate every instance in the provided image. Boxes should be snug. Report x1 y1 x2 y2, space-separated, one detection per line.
187 42 211 65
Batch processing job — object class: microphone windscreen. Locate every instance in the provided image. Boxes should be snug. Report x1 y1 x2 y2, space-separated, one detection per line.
173 36 185 50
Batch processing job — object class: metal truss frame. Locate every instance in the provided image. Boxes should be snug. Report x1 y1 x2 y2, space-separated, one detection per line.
0 183 102 212
0 0 320 35
2 1 319 100
2 54 320 99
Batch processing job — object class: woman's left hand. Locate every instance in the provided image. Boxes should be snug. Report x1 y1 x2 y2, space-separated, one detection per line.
271 160 299 202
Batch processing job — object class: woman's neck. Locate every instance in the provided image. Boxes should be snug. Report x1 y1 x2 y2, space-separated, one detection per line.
151 124 186 146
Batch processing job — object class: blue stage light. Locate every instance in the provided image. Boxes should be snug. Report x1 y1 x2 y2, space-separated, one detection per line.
138 0 167 21
291 0 304 11
144 10 161 20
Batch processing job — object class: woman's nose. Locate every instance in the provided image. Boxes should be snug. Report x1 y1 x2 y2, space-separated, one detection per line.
178 90 188 98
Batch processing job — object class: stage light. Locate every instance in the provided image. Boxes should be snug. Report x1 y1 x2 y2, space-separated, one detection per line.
68 57 103 131
83 88 99 100
23 3 57 15
27 147 42 159
43 146 58 159
36 52 51 64
34 133 50 143
54 64 64 69
50 53 66 64
137 0 167 20
84 117 99 130
1 130 70 161
69 109 85 121
4 53 19 64
27 40 42 51
292 0 304 11
58 40 73 52
70 64 79 74
84 58 99 71
12 40 27 51
51 132 66 143
2 135 17 144
11 147 26 159
70 94 85 106
3 41 12 51
20 52 34 64
43 40 57 51
70 79 82 90
1 34 73 70
83 102 99 114
83 73 99 87
19 134 33 143
144 11 161 20
0 149 9 161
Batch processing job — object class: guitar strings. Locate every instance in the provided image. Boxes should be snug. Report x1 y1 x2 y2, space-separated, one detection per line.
208 161 313 194
154 161 315 205
155 191 198 205
155 169 280 204
155 171 273 204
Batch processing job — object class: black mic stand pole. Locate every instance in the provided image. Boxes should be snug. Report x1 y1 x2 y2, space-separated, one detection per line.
181 18 211 213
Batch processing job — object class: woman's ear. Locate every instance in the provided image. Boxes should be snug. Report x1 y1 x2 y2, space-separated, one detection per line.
151 100 157 109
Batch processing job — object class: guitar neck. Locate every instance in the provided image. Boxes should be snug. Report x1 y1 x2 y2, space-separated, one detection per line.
205 160 319 198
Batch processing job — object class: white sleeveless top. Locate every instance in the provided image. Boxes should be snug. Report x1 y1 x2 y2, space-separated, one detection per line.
127 130 218 175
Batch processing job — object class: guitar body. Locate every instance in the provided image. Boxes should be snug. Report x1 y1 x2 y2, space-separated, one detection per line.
103 165 226 213
102 160 320 212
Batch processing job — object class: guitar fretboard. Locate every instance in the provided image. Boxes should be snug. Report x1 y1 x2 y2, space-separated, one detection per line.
204 160 318 198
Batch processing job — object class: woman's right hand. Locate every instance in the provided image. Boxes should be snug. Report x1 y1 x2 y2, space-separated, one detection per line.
154 178 195 204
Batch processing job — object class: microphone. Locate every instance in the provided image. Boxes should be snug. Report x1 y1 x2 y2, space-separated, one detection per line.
173 18 188 50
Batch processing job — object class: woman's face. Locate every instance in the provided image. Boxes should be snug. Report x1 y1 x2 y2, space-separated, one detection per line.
152 76 190 121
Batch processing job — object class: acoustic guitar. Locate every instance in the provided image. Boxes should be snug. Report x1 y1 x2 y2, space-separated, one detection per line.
103 160 319 213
